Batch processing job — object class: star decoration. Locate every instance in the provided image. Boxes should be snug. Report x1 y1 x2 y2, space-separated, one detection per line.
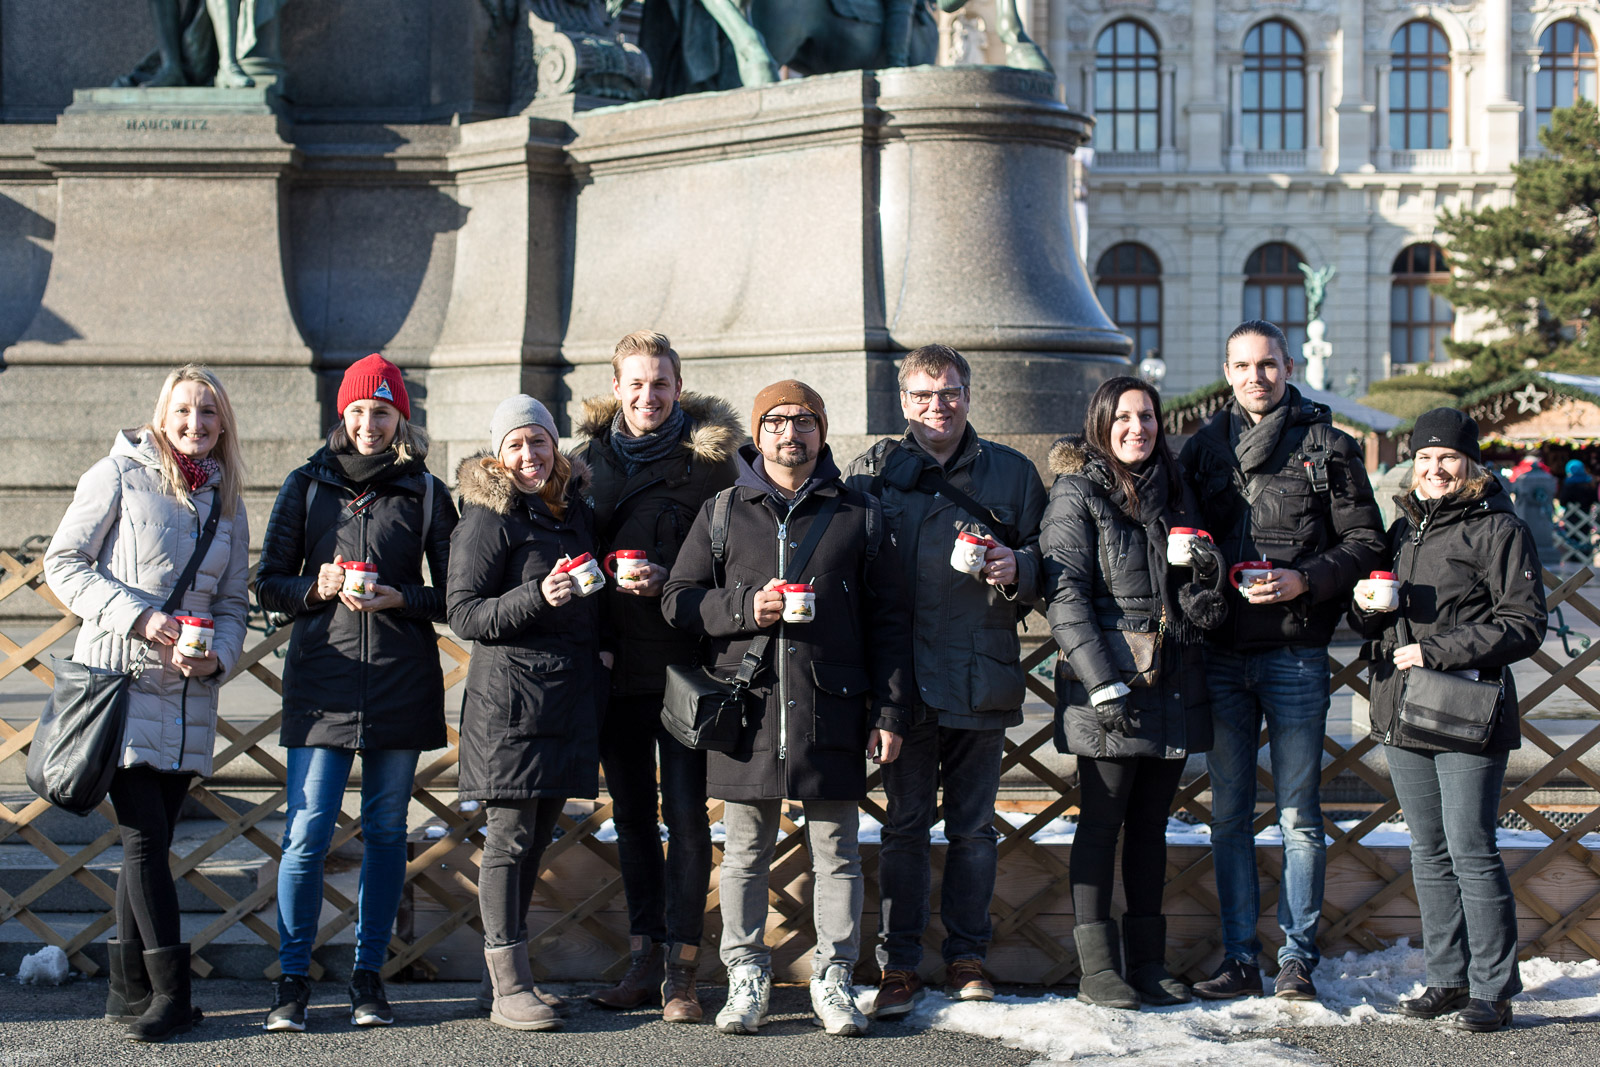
1512 382 1548 414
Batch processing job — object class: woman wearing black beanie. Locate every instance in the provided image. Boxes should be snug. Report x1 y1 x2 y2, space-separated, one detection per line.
1349 407 1547 1031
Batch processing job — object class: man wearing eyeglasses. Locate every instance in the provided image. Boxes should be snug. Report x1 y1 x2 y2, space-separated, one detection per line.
663 379 914 1038
843 344 1047 1016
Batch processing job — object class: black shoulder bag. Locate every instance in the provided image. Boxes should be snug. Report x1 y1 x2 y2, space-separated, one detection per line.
661 492 842 752
1393 610 1502 751
28 498 223 814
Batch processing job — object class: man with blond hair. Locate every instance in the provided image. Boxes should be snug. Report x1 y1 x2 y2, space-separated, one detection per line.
570 330 741 1022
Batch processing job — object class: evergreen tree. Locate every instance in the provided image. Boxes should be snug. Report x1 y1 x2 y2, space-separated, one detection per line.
1434 100 1600 377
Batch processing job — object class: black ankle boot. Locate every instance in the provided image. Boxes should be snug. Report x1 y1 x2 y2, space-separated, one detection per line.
105 939 151 1022
1453 998 1513 1032
126 945 201 1043
1122 916 1190 1005
1397 986 1469 1019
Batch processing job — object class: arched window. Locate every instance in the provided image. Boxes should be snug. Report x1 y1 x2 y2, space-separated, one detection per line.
1390 244 1453 364
1243 243 1308 359
1094 20 1160 152
1096 243 1162 360
1390 21 1450 149
1537 20 1597 133
1243 20 1306 150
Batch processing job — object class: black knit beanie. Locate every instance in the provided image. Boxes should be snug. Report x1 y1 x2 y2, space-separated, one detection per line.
1409 407 1481 463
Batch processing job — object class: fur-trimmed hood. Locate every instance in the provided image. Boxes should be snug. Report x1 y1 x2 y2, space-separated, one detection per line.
573 391 743 464
1047 434 1096 477
455 451 591 515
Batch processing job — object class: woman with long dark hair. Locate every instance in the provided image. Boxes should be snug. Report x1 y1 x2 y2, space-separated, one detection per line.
1352 408 1546 1032
255 354 457 1031
448 395 606 1032
1041 376 1224 1010
45 365 251 1042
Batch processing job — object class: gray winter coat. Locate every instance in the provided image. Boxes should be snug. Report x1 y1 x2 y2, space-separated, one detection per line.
44 430 251 777
842 426 1046 728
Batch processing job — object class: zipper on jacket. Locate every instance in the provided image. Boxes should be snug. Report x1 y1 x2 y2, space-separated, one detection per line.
1388 512 1429 745
178 676 190 772
358 504 369 749
776 512 790 764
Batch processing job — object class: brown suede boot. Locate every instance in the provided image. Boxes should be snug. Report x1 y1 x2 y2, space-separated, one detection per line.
588 936 664 1009
661 943 703 1024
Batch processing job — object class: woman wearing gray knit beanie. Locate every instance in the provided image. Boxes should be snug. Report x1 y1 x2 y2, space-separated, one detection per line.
446 394 607 1031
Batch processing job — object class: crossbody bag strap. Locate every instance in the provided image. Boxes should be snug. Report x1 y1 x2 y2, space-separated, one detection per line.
728 492 844 690
158 495 223 615
915 468 1018 547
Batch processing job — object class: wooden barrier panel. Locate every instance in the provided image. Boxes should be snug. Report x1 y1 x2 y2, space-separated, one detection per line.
2 547 1599 982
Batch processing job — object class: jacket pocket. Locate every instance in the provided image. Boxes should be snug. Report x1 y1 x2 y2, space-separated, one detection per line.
970 627 1025 712
501 648 576 738
810 661 871 751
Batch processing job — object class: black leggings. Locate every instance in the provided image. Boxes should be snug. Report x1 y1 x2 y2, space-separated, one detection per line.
108 766 193 949
1071 756 1186 922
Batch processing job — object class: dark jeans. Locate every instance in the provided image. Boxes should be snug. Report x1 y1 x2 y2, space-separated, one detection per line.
1386 744 1522 1001
478 798 565 947
1071 755 1185 921
599 692 712 947
108 766 193 949
876 711 1006 969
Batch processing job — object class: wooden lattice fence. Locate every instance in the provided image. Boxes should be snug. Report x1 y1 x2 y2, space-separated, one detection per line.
3 546 1600 984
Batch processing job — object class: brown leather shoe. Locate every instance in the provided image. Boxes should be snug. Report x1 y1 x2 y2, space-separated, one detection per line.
946 958 994 1001
589 936 664 1009
661 944 703 1024
873 968 925 1018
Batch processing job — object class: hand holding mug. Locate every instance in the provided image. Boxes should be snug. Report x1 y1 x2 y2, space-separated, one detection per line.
542 560 578 607
752 578 785 628
606 551 666 598
134 609 181 645
313 554 346 603
341 582 405 612
1354 571 1400 613
172 649 220 678
982 544 1017 586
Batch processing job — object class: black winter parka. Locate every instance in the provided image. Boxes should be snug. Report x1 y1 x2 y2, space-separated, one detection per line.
569 393 741 696
447 455 604 801
1349 479 1547 753
1041 440 1213 760
662 446 915 802
255 447 457 751
1178 386 1386 651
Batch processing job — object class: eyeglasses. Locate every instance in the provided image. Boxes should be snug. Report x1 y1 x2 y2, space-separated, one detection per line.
902 387 967 406
759 413 819 434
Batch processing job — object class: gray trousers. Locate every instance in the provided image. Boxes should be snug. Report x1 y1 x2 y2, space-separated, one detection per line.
719 799 862 978
478 797 565 947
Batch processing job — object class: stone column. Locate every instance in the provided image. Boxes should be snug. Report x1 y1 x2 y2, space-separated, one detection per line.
1228 63 1245 169
1187 0 1225 170
1160 63 1178 170
1307 62 1324 170
1375 60 1392 170
1524 54 1543 153
1481 0 1522 168
1453 59 1474 170
1333 0 1372 172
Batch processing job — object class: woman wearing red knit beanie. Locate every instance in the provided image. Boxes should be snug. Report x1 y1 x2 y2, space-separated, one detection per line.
255 353 458 1031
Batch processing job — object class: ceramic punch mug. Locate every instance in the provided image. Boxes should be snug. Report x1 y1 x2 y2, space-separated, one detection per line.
780 583 816 623
1355 570 1400 612
559 552 607 596
950 531 996 576
1167 527 1213 567
340 560 379 600
1228 560 1274 596
604 549 650 584
175 616 213 658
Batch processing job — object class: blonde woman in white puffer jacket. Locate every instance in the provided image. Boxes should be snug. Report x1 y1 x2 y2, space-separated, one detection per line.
44 364 249 1043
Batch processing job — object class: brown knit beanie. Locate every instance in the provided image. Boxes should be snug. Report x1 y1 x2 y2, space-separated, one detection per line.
751 379 828 448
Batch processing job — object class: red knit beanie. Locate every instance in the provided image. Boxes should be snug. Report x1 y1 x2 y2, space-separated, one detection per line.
337 353 410 419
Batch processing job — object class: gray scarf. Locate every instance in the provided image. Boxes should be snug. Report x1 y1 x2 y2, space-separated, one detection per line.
609 404 689 476
1228 392 1293 473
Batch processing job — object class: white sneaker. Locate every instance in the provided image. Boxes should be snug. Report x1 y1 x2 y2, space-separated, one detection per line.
715 963 771 1035
809 963 868 1037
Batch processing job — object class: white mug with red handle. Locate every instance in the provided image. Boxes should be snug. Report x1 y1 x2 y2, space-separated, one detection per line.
1167 527 1214 567
1354 570 1400 612
1228 561 1274 597
950 531 996 576
558 552 606 596
604 549 650 584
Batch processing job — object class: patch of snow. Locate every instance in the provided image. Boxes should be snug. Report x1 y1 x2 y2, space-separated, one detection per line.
16 946 70 986
857 943 1600 1065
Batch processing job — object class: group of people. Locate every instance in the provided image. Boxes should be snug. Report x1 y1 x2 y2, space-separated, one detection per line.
41 319 1547 1044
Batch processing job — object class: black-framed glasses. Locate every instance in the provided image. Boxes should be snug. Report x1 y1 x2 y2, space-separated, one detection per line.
759 413 819 434
902 387 967 406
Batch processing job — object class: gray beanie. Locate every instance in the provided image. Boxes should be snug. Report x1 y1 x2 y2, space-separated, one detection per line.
490 394 559 457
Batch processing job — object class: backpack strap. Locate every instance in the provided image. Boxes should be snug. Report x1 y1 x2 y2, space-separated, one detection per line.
709 486 735 584
421 475 434 545
861 490 882 561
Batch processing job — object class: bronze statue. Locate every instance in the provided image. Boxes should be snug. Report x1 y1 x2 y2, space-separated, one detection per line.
113 0 286 89
1298 263 1336 324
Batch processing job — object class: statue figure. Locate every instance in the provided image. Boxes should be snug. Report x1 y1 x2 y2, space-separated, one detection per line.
1298 262 1336 325
632 0 1052 99
112 0 288 90
487 0 650 105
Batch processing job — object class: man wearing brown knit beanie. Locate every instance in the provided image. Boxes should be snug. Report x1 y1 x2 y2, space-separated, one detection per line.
664 379 914 1039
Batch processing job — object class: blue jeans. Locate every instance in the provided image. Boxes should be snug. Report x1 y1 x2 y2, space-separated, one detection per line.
1386 745 1522 1001
1206 645 1329 966
876 712 1005 969
277 746 420 976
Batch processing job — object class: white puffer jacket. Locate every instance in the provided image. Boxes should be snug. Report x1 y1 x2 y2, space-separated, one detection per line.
43 430 250 777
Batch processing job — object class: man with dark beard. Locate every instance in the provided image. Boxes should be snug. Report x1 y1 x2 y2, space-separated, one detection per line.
664 380 914 1038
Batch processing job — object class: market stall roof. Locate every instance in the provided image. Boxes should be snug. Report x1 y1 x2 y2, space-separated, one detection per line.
1461 372 1600 448
1162 380 1403 437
